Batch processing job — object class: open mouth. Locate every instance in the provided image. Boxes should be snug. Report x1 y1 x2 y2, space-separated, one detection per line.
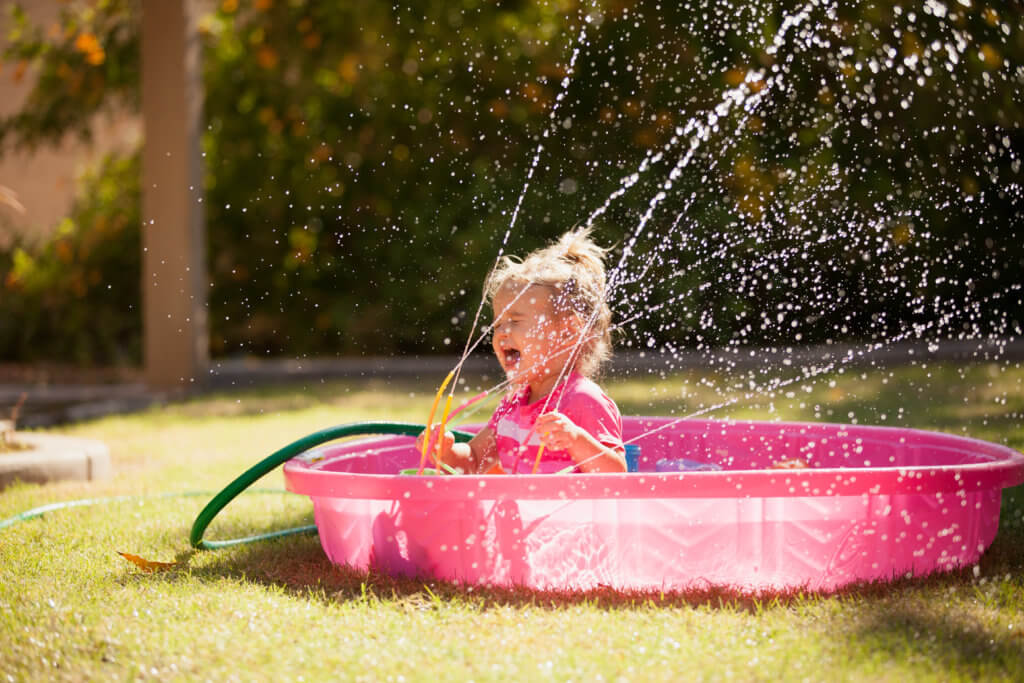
503 348 521 368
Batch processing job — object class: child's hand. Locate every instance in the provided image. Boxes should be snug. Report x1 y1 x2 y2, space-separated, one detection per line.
535 411 587 452
535 411 626 473
415 426 455 463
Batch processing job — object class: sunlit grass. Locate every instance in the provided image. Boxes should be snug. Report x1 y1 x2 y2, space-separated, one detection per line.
1 362 1023 680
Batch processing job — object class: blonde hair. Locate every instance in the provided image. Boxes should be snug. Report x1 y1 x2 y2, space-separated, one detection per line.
484 227 613 377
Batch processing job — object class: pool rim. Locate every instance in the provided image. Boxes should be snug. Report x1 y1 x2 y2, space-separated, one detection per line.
283 418 1024 502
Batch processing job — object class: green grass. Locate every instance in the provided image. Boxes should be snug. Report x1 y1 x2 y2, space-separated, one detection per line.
2 362 1024 681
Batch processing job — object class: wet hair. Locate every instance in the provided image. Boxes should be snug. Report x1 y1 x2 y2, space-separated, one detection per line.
484 227 613 377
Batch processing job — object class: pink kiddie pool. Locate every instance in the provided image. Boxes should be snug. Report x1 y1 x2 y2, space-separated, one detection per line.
282 417 1024 592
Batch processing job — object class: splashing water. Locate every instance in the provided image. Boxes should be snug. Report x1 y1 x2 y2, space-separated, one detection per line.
453 11 597 397
274 0 1024 595
439 0 1022 451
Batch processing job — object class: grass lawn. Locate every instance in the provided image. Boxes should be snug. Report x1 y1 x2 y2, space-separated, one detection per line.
2 361 1023 681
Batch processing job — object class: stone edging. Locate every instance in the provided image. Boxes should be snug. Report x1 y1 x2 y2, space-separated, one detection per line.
0 433 111 490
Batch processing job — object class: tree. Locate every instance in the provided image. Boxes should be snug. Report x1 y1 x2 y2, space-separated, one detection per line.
2 0 1021 365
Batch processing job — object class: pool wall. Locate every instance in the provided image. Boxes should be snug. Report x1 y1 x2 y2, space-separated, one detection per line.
284 418 1024 591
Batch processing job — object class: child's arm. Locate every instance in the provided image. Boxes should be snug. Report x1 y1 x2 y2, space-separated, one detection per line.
415 425 498 474
534 411 626 473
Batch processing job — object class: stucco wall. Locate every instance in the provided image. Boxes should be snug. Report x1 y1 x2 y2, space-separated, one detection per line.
0 3 140 248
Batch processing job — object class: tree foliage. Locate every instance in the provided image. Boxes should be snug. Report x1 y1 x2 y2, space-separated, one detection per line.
0 0 138 152
0 153 140 364
1 0 1021 365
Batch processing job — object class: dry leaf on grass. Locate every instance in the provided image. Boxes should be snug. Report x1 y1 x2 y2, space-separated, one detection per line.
117 551 178 572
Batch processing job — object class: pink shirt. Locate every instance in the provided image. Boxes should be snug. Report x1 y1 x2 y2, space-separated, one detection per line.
486 372 623 474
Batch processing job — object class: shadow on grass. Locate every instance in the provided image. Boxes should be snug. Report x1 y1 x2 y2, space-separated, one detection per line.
850 595 1024 676
116 490 1024 619
153 534 816 612
127 510 801 611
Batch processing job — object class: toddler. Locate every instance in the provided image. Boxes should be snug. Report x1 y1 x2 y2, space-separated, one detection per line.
420 228 625 474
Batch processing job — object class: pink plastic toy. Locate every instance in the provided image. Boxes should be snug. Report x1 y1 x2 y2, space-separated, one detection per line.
283 417 1024 592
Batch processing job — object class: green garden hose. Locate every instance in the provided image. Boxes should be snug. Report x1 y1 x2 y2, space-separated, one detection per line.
189 420 474 549
0 490 282 531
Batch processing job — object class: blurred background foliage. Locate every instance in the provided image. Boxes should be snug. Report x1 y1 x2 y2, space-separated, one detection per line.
0 0 1021 365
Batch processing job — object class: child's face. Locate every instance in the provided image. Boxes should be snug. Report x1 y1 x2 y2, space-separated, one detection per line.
491 283 576 389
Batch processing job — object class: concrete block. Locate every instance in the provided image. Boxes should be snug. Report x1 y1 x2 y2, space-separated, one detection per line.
0 434 111 490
